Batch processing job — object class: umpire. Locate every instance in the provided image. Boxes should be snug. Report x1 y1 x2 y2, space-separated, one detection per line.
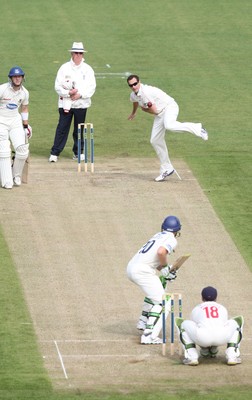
49 42 96 162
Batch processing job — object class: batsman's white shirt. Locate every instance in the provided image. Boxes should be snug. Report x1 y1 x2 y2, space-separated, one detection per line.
127 231 177 303
182 301 238 347
0 83 29 118
0 83 29 145
55 58 96 109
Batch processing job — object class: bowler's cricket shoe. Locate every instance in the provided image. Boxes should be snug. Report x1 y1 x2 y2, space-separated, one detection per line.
155 169 174 182
200 127 208 141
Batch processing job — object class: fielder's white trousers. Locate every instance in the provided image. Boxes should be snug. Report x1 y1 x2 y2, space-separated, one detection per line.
182 319 238 347
150 101 202 174
181 319 240 360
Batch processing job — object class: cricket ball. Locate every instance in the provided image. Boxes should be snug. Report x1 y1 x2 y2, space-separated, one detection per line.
147 102 152 108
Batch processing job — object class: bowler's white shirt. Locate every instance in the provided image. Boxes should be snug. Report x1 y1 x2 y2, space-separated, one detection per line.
130 83 176 114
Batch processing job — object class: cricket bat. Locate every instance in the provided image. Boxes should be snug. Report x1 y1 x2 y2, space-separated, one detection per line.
22 134 29 184
169 254 191 272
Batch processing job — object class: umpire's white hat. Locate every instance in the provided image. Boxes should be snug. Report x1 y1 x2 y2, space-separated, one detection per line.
68 42 87 53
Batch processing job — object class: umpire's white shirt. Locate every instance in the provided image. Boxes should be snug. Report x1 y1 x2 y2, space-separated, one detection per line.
55 58 96 109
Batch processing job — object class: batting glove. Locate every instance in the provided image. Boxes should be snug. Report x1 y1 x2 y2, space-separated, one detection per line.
23 124 32 139
160 265 172 278
165 270 177 281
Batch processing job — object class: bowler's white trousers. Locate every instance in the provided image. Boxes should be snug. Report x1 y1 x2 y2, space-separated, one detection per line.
150 101 202 174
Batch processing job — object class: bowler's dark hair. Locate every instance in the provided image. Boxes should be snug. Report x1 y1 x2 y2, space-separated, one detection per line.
127 74 139 83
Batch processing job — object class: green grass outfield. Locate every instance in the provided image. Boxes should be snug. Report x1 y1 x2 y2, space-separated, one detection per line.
0 0 251 399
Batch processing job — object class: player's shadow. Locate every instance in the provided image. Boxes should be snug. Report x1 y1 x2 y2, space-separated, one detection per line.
103 319 140 337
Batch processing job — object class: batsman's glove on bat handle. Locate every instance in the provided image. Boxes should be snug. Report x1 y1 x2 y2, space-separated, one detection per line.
165 270 177 281
23 124 32 139
160 266 177 288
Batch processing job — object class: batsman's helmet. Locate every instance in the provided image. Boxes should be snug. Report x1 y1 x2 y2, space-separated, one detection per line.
8 66 25 77
161 215 181 232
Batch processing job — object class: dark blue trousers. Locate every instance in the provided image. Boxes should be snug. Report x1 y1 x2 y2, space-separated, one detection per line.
50 108 87 156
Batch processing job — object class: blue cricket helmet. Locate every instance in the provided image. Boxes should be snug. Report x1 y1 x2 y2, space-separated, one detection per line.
161 215 181 232
8 66 25 77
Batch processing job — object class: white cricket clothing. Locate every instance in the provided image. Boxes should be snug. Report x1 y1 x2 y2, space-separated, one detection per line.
0 82 29 187
130 84 175 113
55 58 96 109
130 83 202 174
127 231 177 303
180 301 242 362
0 82 29 117
183 302 237 347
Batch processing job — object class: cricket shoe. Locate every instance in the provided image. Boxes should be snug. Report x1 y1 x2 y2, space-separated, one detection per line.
155 169 174 182
13 176 21 186
49 155 58 162
183 358 199 366
141 335 162 345
3 182 13 189
73 154 85 161
227 356 241 366
200 127 208 141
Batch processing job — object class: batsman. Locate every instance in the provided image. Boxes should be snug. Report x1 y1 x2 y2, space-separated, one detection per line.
127 215 184 344
0 66 32 189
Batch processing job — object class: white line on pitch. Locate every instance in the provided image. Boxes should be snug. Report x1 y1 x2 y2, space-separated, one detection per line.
61 354 148 358
54 340 68 380
41 339 133 343
95 72 130 76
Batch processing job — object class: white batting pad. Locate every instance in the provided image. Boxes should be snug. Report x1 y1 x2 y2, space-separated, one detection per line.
0 157 13 188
